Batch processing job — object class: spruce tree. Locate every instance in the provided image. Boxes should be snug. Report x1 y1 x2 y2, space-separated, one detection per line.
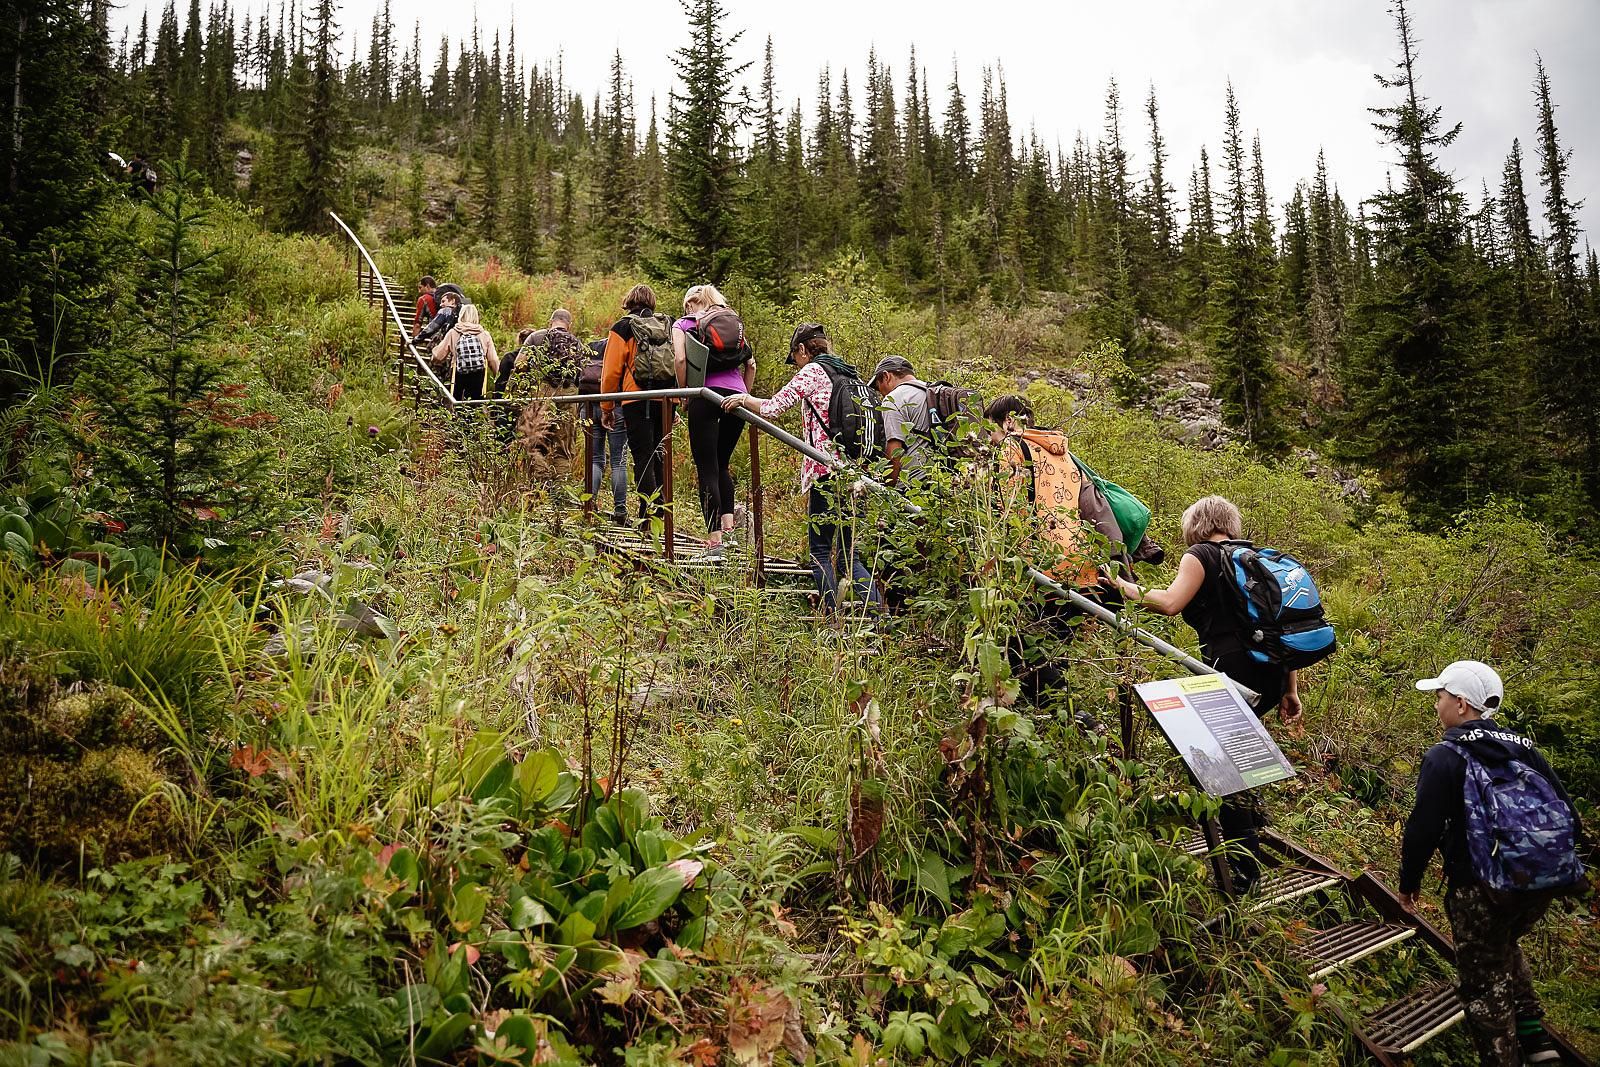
1207 85 1280 446
1531 56 1599 506
1345 0 1495 521
655 0 748 283
510 136 540 273
74 171 275 552
282 0 349 232
0 0 114 397
594 50 639 267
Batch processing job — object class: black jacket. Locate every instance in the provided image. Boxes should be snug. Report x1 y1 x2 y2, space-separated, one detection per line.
1399 719 1577 892
413 304 458 347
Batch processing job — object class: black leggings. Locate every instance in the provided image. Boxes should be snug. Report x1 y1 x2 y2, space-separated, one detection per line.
686 389 743 533
621 400 667 520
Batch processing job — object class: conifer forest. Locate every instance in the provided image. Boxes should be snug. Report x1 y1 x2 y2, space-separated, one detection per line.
1 0 1597 1063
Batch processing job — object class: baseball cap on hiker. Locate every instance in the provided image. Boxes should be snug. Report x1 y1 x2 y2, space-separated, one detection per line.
787 323 826 363
1415 660 1504 715
871 355 914 383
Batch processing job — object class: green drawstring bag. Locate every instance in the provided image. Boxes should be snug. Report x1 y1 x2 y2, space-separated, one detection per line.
1073 455 1152 549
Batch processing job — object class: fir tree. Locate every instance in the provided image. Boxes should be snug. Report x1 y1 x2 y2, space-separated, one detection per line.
74 171 275 552
1345 0 1495 521
656 0 748 283
1208 84 1280 446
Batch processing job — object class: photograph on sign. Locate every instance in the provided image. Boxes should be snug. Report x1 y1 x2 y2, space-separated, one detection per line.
1135 674 1296 796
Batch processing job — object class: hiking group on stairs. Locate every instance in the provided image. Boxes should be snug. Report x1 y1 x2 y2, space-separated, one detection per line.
400 271 1590 1065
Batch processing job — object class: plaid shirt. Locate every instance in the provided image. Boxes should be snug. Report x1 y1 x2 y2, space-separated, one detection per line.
759 362 840 491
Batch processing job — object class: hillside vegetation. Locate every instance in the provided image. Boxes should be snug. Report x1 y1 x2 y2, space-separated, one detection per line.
0 183 1596 1065
3 0 1599 1063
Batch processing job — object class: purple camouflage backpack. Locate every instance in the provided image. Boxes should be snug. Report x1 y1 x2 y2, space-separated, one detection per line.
1444 740 1586 893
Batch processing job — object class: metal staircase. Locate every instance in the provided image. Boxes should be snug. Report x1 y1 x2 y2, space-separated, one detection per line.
1178 826 1592 1065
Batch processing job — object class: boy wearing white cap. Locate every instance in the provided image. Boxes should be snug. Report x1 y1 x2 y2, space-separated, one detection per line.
1399 660 1586 1066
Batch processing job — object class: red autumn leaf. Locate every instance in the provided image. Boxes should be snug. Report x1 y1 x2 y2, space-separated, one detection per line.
375 843 400 868
448 942 481 966
666 858 705 889
228 745 278 778
682 1037 721 1067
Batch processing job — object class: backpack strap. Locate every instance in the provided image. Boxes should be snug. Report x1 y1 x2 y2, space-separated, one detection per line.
902 381 939 436
1012 434 1036 505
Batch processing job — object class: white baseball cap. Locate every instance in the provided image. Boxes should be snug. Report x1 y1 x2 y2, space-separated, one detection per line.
1415 660 1504 715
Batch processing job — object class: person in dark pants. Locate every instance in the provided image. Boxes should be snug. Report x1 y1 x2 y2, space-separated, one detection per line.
674 284 754 561
599 285 674 526
1112 495 1304 893
721 324 881 612
1398 661 1582 1067
430 302 499 403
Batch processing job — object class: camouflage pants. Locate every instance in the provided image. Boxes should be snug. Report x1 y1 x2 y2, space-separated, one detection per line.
1444 881 1553 1066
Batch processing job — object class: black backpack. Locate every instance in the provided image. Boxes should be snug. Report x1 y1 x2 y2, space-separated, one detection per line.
532 327 586 386
912 380 984 450
692 306 753 373
808 364 884 462
577 339 607 395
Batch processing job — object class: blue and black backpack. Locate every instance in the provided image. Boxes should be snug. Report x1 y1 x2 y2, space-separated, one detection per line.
1215 539 1337 670
1444 739 1587 893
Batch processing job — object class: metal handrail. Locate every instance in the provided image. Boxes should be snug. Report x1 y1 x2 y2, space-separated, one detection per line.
323 215 1232 694
327 211 520 411
551 387 1250 701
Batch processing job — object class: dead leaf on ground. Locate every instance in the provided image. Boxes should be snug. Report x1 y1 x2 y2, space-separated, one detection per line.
726 978 789 1067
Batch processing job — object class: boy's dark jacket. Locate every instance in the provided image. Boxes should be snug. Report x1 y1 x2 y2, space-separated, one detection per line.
1399 720 1580 893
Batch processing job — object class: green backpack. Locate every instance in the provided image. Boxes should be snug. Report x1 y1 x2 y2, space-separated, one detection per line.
1072 455 1151 550
629 313 676 389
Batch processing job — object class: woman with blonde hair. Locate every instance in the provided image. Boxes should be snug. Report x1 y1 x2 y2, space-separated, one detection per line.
1113 494 1303 893
674 283 754 559
431 302 500 402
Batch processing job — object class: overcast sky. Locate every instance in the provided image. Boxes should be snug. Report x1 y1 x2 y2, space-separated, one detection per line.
118 0 1599 240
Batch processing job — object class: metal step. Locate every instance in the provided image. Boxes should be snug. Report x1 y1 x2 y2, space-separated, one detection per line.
1359 981 1463 1056
1289 921 1415 979
1247 866 1341 912
1175 829 1211 858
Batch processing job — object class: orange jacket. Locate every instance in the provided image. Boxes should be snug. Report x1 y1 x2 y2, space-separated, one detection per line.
1001 428 1096 587
599 321 640 413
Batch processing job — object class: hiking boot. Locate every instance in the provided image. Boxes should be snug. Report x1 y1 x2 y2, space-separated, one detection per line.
1519 1031 1562 1065
698 542 725 563
609 509 627 527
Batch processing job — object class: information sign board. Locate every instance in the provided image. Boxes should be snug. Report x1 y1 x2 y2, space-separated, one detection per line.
1135 673 1296 796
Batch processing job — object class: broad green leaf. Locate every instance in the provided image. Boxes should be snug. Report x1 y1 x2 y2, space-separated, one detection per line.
414 1011 471 1061
493 1014 539 1063
508 894 554 929
613 865 687 931
514 749 562 804
558 910 596 946
915 849 952 907
785 824 839 851
448 882 488 932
